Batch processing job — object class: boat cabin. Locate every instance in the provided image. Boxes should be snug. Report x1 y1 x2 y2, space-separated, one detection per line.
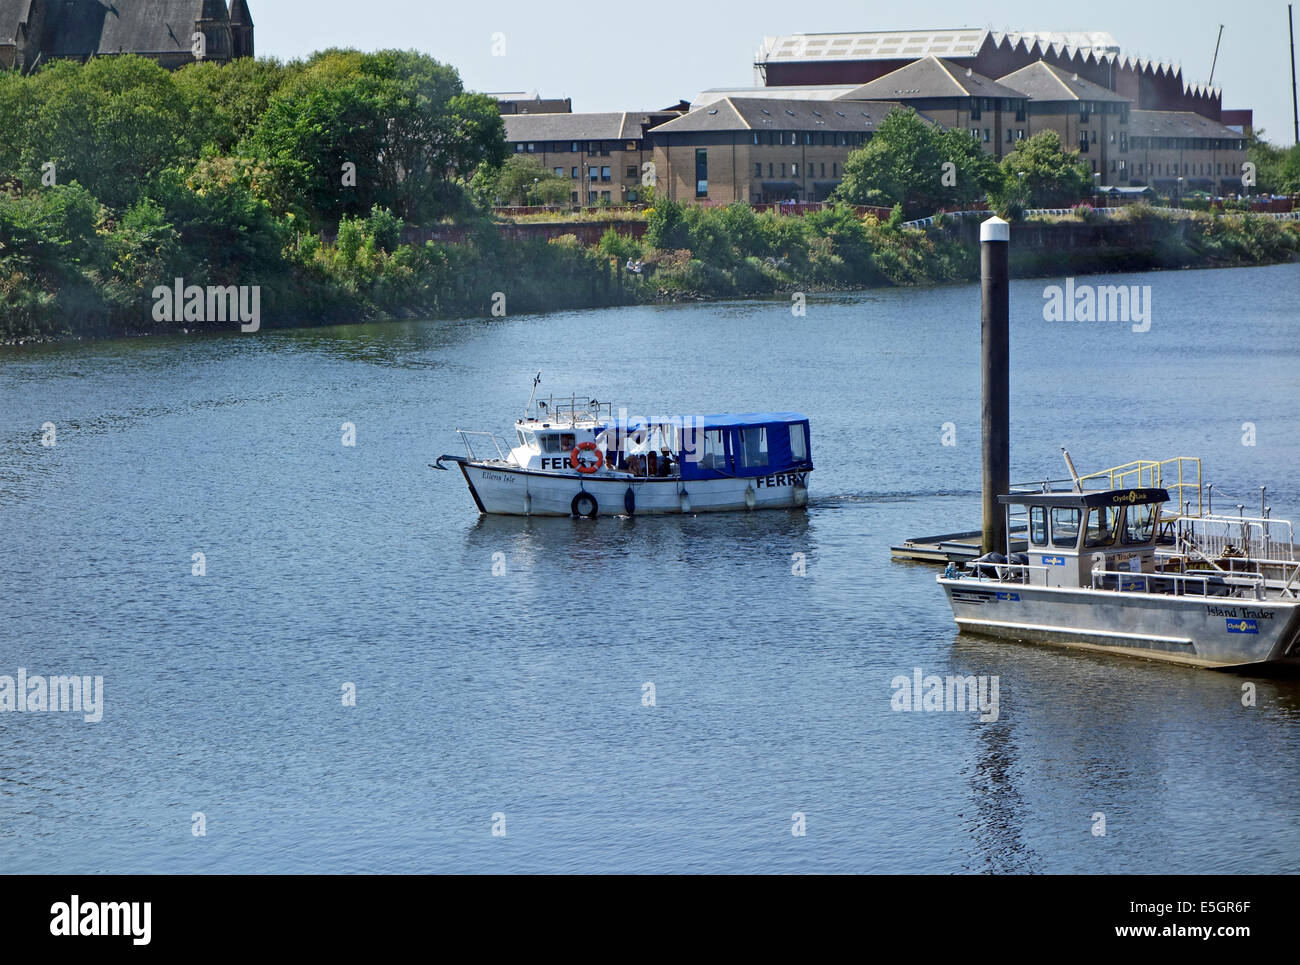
599 413 813 481
505 407 813 481
1000 488 1169 589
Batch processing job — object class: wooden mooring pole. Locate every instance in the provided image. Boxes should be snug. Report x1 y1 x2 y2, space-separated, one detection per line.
981 216 1010 555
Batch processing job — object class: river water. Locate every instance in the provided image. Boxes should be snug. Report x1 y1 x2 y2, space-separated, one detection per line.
2 262 1298 873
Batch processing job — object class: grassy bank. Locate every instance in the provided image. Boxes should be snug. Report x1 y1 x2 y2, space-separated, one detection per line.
4 194 1297 343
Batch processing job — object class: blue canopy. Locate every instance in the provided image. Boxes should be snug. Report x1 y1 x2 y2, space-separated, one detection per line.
600 412 808 431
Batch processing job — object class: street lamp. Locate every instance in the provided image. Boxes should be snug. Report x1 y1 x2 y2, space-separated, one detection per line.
1176 175 1184 209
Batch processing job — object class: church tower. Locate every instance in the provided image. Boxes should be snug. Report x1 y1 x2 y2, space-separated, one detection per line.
228 0 254 59
193 0 233 63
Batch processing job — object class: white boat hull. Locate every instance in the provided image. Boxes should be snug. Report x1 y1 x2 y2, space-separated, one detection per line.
453 461 811 516
939 577 1300 669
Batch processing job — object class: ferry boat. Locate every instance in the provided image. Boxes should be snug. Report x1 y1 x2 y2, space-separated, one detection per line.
938 457 1300 669
433 381 813 517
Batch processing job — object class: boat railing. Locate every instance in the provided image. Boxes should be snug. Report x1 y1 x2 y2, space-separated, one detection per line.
1090 566 1266 599
533 396 615 426
456 430 516 465
1173 513 1295 563
1011 457 1204 517
962 561 1052 585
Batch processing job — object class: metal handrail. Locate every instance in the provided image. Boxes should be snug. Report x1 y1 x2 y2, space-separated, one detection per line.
456 429 515 464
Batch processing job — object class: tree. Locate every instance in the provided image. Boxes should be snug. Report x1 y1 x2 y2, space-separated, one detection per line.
246 49 506 225
4 57 190 209
173 57 290 156
994 131 1093 209
472 155 570 206
1246 130 1300 195
835 108 1000 218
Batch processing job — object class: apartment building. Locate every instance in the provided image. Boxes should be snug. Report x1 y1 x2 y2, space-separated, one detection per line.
649 97 908 203
502 109 683 204
996 61 1131 179
834 57 1028 159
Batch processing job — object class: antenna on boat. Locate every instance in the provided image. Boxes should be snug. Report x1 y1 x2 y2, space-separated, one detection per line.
524 372 541 419
1061 447 1083 493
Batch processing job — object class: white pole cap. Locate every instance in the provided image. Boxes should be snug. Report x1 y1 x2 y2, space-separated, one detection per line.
980 216 1010 243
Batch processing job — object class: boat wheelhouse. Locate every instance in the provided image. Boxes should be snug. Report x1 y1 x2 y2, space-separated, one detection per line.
938 458 1300 669
435 389 814 517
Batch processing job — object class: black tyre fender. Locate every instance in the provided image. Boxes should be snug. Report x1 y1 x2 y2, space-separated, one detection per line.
571 491 598 518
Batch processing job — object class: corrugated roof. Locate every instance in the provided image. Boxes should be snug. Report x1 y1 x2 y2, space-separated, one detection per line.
996 60 1129 103
836 57 1025 101
755 28 1121 64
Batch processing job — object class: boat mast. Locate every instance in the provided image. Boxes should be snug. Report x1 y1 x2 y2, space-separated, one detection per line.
524 372 541 419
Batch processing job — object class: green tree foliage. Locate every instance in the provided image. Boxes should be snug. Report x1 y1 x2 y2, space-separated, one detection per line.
993 131 1093 210
246 48 505 224
471 155 571 206
1246 131 1300 195
1 57 191 208
835 108 1000 218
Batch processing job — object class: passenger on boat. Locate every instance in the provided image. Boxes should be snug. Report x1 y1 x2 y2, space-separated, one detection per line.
646 452 659 477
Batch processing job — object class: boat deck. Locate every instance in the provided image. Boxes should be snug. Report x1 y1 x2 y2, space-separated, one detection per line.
891 527 1028 564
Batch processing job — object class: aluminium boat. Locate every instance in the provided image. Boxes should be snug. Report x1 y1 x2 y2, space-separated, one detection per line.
938 457 1300 669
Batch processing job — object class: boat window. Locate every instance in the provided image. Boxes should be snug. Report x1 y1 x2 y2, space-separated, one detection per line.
736 427 769 468
1122 503 1159 545
702 429 729 471
789 423 807 462
1050 508 1081 547
516 430 525 447
559 433 576 451
1085 506 1121 547
1029 506 1048 546
539 434 564 454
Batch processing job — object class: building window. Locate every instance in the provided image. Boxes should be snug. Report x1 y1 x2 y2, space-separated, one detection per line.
983 129 990 142
1120 132 1128 152
780 163 786 177
755 163 762 177
589 167 598 181
571 142 579 152
571 167 579 179
832 162 837 177
626 166 637 179
601 166 611 181
587 190 597 203
571 191 579 204
601 191 611 202
526 143 535 153
1006 129 1013 143
791 162 798 176
515 143 524 152
626 141 636 151
970 98 981 120
768 163 774 177
695 148 708 198
554 167 563 176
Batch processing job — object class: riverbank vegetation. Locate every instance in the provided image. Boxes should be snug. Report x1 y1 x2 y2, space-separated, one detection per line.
1 53 1297 341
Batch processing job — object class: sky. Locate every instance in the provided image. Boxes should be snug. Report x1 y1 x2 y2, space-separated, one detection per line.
253 0 1300 146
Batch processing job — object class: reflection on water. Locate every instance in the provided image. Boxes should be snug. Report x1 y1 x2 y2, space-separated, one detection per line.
1 262 1299 872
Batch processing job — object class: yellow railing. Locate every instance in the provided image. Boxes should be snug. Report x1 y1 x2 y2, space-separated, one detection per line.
1079 457 1203 518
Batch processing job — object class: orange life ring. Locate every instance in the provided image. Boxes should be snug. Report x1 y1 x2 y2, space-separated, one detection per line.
570 441 604 474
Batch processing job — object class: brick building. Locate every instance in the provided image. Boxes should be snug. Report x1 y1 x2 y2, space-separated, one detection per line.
835 56 1027 160
996 60 1132 179
0 0 253 72
755 29 1227 120
648 97 907 203
502 109 685 205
